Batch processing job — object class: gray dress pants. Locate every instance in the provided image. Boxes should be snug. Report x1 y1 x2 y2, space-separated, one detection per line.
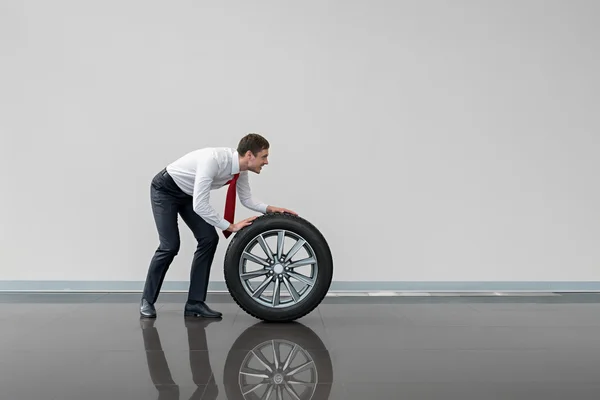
142 168 219 303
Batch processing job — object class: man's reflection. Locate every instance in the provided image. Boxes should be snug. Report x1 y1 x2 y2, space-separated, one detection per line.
140 318 218 400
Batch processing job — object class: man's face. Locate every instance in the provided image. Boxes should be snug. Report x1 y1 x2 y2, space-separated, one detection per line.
247 148 269 173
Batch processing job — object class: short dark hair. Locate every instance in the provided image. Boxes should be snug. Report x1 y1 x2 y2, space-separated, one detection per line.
237 133 269 156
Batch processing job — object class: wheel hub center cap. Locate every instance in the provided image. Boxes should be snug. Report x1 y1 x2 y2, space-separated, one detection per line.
273 373 284 384
273 264 284 274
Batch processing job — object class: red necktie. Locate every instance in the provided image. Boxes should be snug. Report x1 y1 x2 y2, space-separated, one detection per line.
222 173 239 238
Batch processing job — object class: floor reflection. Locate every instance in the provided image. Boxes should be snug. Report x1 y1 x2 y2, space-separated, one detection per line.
140 318 333 400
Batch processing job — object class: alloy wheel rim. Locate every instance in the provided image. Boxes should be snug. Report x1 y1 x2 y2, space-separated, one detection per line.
238 339 318 399
238 229 319 308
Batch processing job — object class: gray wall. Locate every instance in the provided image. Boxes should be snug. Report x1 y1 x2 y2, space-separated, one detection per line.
1 0 599 291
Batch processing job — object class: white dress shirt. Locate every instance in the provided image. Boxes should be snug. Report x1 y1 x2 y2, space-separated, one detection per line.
166 147 268 230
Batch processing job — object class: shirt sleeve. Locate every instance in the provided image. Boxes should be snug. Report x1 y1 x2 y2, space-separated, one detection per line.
192 156 231 230
237 171 268 213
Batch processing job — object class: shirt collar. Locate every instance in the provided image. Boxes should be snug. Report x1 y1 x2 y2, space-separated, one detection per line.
231 150 240 175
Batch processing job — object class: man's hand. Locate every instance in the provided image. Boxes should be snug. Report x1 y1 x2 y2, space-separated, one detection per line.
228 216 258 232
267 206 298 216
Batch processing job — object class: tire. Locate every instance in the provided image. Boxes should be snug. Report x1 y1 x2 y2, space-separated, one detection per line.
223 322 333 400
224 212 333 322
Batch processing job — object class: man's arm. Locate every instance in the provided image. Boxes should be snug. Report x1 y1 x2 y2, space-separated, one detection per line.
193 157 231 231
236 171 268 214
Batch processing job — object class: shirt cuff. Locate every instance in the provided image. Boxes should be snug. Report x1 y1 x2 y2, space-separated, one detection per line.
216 218 231 231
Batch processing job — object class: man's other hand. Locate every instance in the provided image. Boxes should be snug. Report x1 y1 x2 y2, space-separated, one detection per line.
229 216 258 232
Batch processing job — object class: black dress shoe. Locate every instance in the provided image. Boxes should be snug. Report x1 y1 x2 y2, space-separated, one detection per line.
140 298 156 318
184 301 222 318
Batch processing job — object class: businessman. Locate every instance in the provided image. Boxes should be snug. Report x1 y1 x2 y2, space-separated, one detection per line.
140 133 296 319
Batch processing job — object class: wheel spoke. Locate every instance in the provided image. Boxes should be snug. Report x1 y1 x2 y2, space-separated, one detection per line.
252 275 274 298
287 257 316 268
282 344 298 371
272 340 281 369
287 271 315 287
257 234 275 261
283 239 306 263
272 278 281 307
260 385 274 400
243 251 270 267
243 382 268 396
240 367 270 379
241 269 270 280
276 385 284 400
276 231 285 260
287 379 315 386
285 360 314 377
282 275 300 303
251 349 274 372
283 381 302 400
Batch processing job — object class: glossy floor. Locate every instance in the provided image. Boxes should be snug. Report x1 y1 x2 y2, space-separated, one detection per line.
3 292 600 399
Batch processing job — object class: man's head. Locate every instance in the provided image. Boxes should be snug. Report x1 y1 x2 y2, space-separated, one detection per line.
237 133 270 173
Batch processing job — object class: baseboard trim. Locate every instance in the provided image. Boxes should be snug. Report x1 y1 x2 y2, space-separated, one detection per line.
1 280 600 292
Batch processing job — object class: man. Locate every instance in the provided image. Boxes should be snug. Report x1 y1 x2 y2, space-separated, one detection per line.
140 133 296 319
